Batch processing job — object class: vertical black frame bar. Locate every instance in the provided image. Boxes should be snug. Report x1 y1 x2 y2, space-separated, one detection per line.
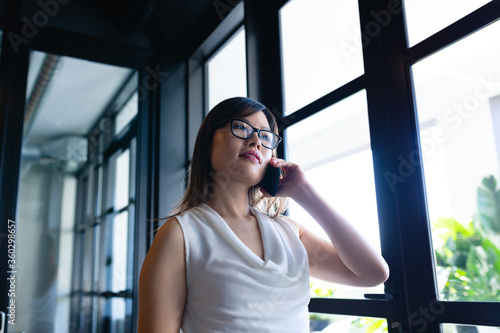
358 0 405 333
357 0 408 330
244 0 287 159
0 1 30 330
359 0 439 332
156 45 188 223
132 63 158 333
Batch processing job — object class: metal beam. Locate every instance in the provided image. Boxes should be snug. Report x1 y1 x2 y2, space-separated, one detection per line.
0 0 30 325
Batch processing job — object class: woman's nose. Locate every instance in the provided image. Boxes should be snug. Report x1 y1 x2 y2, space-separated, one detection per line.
247 132 262 148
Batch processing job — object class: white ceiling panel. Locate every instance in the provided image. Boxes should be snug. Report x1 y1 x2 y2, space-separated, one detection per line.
25 51 133 146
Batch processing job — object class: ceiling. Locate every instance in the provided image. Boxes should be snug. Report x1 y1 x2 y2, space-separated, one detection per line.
0 0 242 177
2 0 236 157
24 51 133 146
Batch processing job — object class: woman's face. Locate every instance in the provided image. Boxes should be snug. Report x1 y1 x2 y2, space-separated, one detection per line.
210 111 274 186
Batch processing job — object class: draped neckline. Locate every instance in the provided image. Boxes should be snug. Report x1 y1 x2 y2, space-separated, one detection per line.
199 203 287 270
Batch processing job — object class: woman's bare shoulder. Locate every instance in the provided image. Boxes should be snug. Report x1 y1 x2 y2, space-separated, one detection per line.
139 215 185 300
278 215 304 237
138 216 186 332
151 216 184 252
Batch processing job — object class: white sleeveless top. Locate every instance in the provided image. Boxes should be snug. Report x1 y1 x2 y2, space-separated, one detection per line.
176 203 310 332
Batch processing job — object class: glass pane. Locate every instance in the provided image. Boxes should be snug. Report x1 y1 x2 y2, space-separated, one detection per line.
92 165 100 218
309 313 387 333
103 211 131 293
412 20 500 301
77 175 88 226
113 211 129 292
73 231 84 290
280 0 364 114
442 324 500 333
96 165 103 216
404 0 491 47
207 27 247 110
14 51 132 332
115 92 138 136
80 296 94 333
287 90 384 299
129 137 137 201
115 148 130 210
82 227 94 291
93 225 101 288
102 298 133 333
106 149 119 211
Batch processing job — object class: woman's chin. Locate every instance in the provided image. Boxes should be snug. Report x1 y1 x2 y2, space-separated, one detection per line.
237 176 262 188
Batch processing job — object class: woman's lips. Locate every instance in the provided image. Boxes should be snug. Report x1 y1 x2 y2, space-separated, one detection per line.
239 153 260 163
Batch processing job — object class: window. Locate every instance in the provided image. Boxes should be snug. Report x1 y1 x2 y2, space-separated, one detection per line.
403 0 492 46
286 90 384 299
74 81 138 332
115 93 138 137
412 19 500 302
206 27 247 110
93 121 137 333
280 0 364 114
16 52 135 332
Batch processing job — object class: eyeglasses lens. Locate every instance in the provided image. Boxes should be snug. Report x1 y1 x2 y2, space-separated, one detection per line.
231 120 278 149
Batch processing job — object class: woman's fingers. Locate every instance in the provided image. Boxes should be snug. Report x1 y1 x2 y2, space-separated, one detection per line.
270 157 293 169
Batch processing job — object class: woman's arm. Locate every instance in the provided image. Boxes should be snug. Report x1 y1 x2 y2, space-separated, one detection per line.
138 217 186 332
269 158 389 287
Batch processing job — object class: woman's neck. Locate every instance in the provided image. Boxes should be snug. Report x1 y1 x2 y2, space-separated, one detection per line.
205 180 252 219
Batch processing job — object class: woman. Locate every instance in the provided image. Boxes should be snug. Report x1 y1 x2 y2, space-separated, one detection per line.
138 97 389 332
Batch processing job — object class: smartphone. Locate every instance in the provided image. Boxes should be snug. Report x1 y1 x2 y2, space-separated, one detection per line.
258 164 282 196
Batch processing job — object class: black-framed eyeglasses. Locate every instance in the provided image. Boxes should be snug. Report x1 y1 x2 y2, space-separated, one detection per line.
224 119 282 149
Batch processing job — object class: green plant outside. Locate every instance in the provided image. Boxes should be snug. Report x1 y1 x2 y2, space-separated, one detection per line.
434 175 500 301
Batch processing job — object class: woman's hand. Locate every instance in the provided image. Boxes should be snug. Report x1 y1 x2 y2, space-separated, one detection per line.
262 157 389 287
261 158 309 199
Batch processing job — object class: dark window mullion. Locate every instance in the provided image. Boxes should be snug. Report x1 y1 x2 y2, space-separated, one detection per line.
357 0 436 332
438 302 500 327
309 298 399 319
403 1 500 66
284 75 366 127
